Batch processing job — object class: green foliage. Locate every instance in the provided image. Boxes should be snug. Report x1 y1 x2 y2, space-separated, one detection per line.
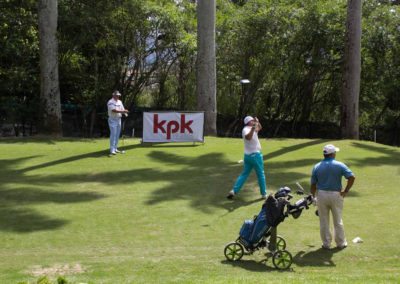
357 1 400 144
1 0 400 143
17 276 84 284
56 0 197 135
0 0 40 129
37 276 52 284
216 0 346 126
213 0 400 143
17 276 69 284
56 276 68 284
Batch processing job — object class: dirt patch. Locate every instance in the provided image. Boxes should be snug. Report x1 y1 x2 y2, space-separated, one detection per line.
29 263 86 277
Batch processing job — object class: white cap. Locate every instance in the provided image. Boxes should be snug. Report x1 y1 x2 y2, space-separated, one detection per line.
112 90 121 96
323 144 340 155
244 116 254 125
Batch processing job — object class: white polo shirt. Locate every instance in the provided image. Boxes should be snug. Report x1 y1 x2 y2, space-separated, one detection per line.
242 126 262 154
107 98 125 119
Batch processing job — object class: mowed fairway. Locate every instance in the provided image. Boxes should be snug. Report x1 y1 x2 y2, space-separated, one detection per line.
0 137 399 283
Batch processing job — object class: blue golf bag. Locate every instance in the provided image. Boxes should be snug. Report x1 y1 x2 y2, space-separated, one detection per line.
224 186 315 269
238 189 289 248
239 207 269 248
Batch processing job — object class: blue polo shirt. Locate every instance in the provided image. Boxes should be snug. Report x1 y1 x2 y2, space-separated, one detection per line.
311 158 354 191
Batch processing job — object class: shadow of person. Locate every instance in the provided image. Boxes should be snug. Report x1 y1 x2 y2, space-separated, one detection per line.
200 198 264 227
20 143 145 173
222 197 264 214
293 247 343 267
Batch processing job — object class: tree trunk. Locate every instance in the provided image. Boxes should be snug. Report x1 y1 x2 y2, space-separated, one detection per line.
196 0 217 136
38 0 62 136
340 0 361 139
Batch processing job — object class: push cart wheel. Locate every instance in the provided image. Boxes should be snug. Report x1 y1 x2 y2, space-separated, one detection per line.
267 235 286 250
276 236 287 250
224 242 244 261
272 250 292 270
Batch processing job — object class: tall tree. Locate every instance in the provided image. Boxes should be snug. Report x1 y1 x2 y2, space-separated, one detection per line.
196 0 217 135
341 0 362 139
38 0 62 136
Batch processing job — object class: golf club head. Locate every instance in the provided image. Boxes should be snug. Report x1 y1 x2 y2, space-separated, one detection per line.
296 190 304 195
274 186 291 198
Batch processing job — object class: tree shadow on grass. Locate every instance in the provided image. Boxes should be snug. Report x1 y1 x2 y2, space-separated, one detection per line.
0 207 68 233
142 151 249 213
0 157 106 233
143 150 311 214
349 142 400 168
139 142 203 148
261 139 324 193
0 139 328 232
0 137 85 144
1 187 105 205
0 187 105 233
7 139 323 216
1 144 217 232
263 139 326 161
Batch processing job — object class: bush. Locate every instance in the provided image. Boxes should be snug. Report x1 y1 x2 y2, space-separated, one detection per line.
57 276 68 284
37 276 52 284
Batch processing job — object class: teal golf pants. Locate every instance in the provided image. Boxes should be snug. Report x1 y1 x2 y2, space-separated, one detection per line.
233 152 267 195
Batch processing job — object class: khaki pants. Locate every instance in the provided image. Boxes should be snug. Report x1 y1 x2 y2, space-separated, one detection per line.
317 190 347 248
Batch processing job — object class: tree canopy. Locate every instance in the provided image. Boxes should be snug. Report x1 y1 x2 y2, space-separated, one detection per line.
0 0 399 145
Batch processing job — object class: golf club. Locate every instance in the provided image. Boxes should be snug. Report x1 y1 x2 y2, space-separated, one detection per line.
296 182 318 216
295 182 305 195
121 113 128 148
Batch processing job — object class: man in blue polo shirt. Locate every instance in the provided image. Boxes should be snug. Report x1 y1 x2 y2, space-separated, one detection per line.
310 144 355 249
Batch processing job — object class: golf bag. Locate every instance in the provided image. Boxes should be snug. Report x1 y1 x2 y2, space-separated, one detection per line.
238 194 288 248
225 186 315 270
239 207 268 248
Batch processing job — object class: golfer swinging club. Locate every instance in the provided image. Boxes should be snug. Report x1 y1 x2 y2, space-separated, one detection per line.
107 90 129 156
227 116 267 200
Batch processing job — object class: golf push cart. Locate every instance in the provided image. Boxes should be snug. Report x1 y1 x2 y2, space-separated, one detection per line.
224 186 314 270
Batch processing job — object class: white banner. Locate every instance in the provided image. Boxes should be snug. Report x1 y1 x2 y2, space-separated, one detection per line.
143 112 204 143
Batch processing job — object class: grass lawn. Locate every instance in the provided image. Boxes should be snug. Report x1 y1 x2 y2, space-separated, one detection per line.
0 137 399 283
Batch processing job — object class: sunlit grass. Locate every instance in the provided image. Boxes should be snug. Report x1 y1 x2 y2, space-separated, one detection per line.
0 137 399 283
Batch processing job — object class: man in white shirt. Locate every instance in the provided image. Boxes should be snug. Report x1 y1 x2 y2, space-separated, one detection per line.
227 116 267 199
107 90 129 155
